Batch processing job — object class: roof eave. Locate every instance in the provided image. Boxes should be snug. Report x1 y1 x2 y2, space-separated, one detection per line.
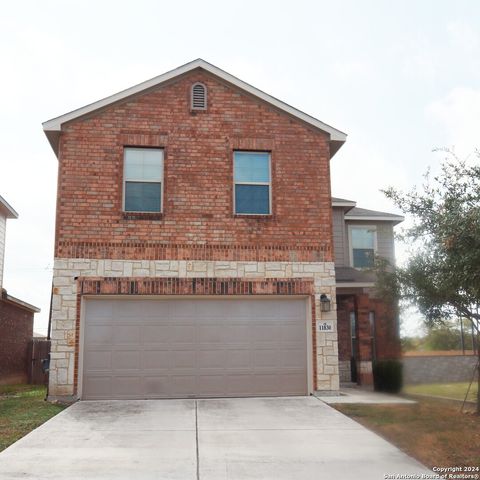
1 290 40 313
0 195 19 219
345 215 404 225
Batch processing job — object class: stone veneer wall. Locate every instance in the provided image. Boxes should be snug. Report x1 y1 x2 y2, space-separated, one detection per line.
50 259 339 399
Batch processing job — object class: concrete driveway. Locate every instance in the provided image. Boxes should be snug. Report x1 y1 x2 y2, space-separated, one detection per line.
0 396 430 480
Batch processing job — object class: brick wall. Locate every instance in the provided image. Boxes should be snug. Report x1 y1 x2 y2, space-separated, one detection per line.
336 293 401 384
368 296 401 360
55 70 333 261
0 299 34 385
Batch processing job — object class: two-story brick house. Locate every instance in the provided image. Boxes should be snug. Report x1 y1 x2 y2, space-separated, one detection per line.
43 59 400 401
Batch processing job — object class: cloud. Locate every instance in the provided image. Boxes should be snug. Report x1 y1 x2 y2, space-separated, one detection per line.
331 132 409 212
331 60 374 82
447 20 479 52
427 87 480 154
397 34 440 81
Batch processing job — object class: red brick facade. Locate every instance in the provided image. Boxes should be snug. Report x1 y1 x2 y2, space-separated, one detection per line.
55 71 333 260
337 293 401 385
0 299 34 384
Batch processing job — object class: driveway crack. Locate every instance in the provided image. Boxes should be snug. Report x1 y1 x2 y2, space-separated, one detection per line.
195 399 200 480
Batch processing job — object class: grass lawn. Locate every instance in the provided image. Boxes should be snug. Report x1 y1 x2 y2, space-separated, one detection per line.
0 385 67 452
333 398 480 469
404 382 478 402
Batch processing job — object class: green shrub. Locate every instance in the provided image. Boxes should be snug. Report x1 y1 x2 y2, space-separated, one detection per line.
373 360 403 393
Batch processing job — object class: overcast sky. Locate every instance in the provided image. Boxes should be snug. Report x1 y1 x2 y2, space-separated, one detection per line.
1 0 479 336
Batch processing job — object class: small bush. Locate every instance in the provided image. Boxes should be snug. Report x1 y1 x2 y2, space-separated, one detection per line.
373 360 403 393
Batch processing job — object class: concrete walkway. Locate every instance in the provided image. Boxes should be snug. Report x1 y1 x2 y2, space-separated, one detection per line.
0 396 430 480
317 387 417 404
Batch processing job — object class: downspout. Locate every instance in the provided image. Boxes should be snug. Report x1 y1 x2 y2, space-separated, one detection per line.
44 282 53 401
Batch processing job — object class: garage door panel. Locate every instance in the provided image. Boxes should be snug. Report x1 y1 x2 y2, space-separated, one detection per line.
250 374 282 395
196 375 227 395
170 375 197 396
170 301 198 318
113 326 140 344
143 376 171 396
112 350 141 370
226 349 251 368
86 301 114 320
85 325 112 345
171 351 196 369
170 325 196 343
280 348 307 368
84 351 112 370
252 324 282 343
82 297 308 399
197 325 225 343
111 376 143 396
143 350 172 369
198 350 228 368
83 376 112 398
137 300 171 318
142 325 172 343
280 373 308 393
280 324 306 342
253 349 281 367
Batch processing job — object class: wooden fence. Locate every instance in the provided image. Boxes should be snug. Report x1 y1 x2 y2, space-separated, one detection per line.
28 338 50 385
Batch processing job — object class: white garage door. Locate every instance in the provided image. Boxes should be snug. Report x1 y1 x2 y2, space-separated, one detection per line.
81 297 308 399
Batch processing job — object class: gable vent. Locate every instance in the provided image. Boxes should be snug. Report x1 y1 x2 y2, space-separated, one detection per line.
191 82 207 110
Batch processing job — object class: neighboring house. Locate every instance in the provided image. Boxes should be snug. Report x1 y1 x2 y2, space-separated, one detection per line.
0 195 40 385
332 197 403 384
42 59 399 401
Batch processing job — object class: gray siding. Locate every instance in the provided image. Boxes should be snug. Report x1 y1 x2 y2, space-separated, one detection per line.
332 208 346 266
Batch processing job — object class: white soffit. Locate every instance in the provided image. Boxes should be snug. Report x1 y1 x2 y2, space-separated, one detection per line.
0 195 18 219
42 59 347 154
345 215 405 222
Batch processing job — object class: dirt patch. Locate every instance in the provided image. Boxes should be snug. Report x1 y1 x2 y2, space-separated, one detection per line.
333 398 480 469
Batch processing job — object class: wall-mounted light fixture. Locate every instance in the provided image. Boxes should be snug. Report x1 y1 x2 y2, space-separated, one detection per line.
320 294 331 312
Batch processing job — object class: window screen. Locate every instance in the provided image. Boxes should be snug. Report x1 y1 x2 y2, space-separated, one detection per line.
234 151 271 215
351 227 376 268
124 148 163 212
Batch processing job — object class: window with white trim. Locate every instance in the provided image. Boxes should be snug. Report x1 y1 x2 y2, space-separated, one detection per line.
233 151 271 215
123 148 163 213
350 226 377 268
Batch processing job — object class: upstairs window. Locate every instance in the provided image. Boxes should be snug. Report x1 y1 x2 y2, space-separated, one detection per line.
234 151 271 215
191 82 207 110
350 226 377 268
123 148 163 213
